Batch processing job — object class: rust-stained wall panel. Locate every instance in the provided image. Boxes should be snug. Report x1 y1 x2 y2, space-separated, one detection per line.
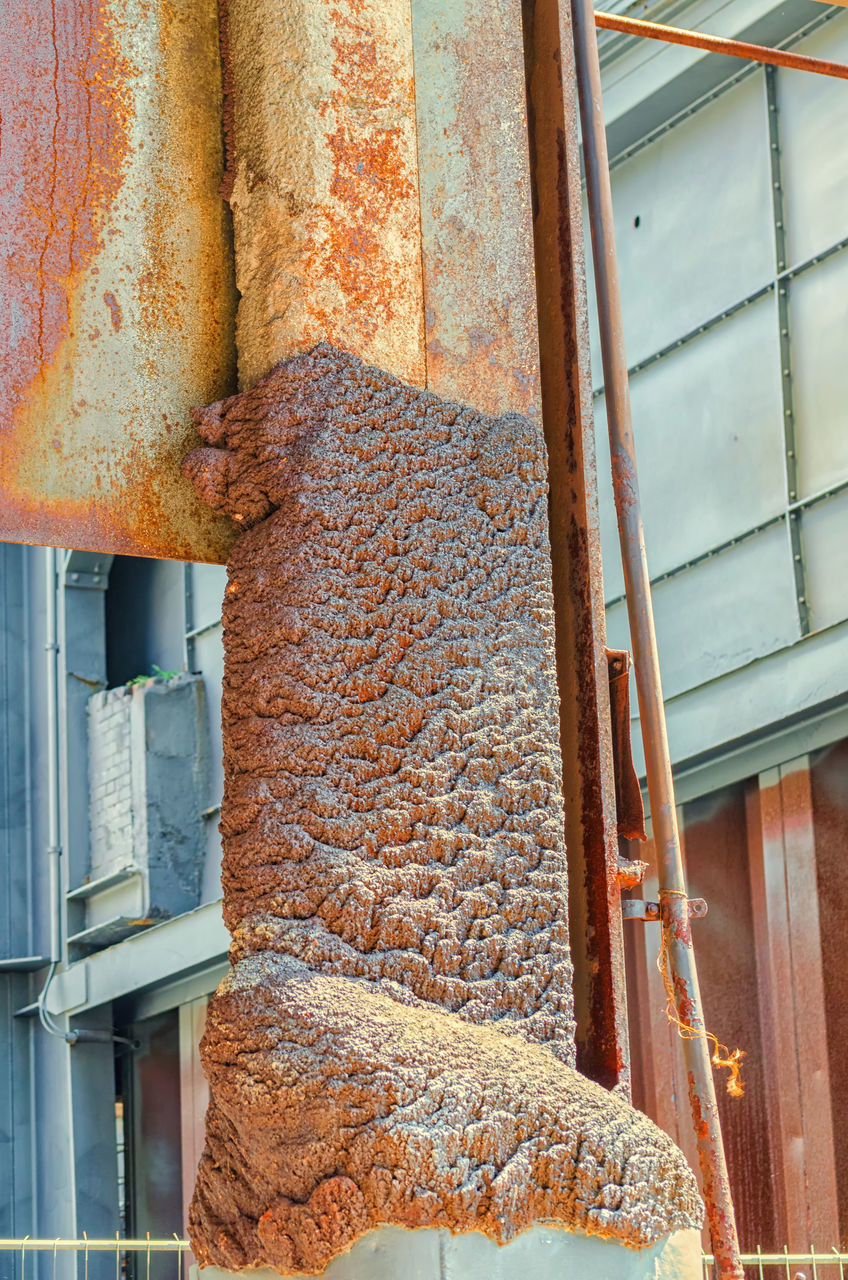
411 0 541 420
681 786 778 1254
0 0 238 562
810 739 848 1249
224 0 425 391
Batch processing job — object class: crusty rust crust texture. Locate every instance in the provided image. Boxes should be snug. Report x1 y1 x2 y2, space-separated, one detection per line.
182 344 702 1274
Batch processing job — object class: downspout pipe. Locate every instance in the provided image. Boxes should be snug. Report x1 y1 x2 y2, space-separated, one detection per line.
568 1 744 1276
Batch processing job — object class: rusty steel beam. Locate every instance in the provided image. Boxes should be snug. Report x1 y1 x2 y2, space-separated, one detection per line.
594 10 848 80
0 0 238 562
570 0 745 1274
521 0 630 1092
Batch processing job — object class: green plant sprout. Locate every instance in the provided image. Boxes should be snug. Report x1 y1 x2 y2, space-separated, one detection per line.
125 665 181 687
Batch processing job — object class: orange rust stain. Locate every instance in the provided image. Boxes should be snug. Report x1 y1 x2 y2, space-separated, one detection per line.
322 124 414 307
0 0 132 436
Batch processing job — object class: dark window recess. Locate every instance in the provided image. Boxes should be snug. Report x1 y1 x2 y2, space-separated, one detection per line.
106 556 186 688
121 1011 183 1278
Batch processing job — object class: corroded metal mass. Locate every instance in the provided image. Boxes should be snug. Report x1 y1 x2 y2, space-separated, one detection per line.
0 0 237 561
182 343 702 1274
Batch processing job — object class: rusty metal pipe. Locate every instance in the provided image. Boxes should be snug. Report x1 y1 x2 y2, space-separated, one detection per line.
569 0 744 1276
594 10 848 80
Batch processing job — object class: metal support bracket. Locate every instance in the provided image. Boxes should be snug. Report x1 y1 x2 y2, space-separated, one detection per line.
63 550 113 592
622 897 708 921
615 857 648 889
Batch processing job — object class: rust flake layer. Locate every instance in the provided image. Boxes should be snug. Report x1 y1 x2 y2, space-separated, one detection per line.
182 342 702 1272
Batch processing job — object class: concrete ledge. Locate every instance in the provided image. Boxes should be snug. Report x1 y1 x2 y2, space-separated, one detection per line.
191 1223 703 1279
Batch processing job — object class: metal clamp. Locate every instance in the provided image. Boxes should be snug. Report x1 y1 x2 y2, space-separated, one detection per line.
622 897 708 921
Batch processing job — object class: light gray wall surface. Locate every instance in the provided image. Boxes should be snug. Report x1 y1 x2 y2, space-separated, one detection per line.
587 6 848 785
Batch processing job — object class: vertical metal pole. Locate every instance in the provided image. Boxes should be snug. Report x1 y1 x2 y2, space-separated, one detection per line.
568 1 744 1275
44 547 62 966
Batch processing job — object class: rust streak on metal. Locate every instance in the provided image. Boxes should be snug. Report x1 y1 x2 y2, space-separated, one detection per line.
571 0 744 1270
607 648 647 842
594 10 848 79
521 0 629 1093
307 5 420 369
0 0 131 510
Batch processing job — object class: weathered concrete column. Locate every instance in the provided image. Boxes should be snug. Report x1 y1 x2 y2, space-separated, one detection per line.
182 1 704 1275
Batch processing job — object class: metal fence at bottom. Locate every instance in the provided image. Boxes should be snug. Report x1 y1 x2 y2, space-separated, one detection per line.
1 1239 848 1279
0 1240 191 1280
702 1249 848 1279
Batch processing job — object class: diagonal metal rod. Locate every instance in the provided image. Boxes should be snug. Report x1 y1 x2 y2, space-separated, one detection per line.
594 10 848 80
569 0 744 1276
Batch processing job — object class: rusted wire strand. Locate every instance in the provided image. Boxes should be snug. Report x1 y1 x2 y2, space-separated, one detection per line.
655 899 746 1099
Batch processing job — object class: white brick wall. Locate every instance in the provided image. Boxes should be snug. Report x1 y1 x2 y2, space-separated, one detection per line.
87 685 136 879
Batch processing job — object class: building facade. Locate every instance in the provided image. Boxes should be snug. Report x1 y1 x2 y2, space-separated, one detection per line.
1 0 847 1269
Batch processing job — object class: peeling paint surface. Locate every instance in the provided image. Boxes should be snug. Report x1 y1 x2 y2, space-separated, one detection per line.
411 0 541 421
0 0 238 561
223 0 425 390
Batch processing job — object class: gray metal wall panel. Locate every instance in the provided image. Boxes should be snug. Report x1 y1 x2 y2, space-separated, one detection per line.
778 11 848 267
189 564 226 635
595 296 786 590
593 10 848 777
606 522 800 701
0 547 36 1241
585 72 774 373
185 562 226 904
790 251 848 499
801 492 848 633
0 545 30 961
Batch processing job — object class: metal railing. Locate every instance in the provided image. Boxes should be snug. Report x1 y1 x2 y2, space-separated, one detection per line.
703 1250 848 1278
2 1240 848 1278
0 1239 190 1280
